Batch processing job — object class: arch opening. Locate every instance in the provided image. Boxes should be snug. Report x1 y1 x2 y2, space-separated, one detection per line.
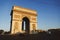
22 17 30 33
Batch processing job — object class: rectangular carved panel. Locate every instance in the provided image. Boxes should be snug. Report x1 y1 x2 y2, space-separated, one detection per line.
14 15 20 18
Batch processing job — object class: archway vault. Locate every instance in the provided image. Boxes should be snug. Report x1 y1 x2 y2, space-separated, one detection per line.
22 17 30 33
10 6 37 34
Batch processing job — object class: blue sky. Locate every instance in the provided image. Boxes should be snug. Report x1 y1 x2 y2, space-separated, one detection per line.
0 0 60 31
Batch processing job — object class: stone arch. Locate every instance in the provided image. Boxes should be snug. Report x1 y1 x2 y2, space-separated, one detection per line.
10 6 37 34
22 17 30 33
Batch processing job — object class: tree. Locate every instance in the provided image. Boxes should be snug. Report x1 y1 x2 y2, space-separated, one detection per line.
0 30 4 34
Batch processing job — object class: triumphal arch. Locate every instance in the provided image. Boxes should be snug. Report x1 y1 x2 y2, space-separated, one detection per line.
10 6 37 34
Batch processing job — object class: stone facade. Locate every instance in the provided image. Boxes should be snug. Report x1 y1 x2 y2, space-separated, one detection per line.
10 6 37 34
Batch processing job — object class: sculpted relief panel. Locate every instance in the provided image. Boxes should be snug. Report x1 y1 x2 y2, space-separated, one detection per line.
14 22 19 33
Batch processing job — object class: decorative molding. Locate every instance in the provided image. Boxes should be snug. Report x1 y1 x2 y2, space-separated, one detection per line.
13 10 37 16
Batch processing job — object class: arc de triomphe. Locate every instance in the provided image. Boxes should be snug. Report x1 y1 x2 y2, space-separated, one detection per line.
10 6 37 34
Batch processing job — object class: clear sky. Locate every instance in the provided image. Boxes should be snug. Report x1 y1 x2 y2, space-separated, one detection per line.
0 0 60 31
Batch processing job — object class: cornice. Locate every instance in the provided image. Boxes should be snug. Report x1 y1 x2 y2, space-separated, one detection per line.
12 6 37 15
